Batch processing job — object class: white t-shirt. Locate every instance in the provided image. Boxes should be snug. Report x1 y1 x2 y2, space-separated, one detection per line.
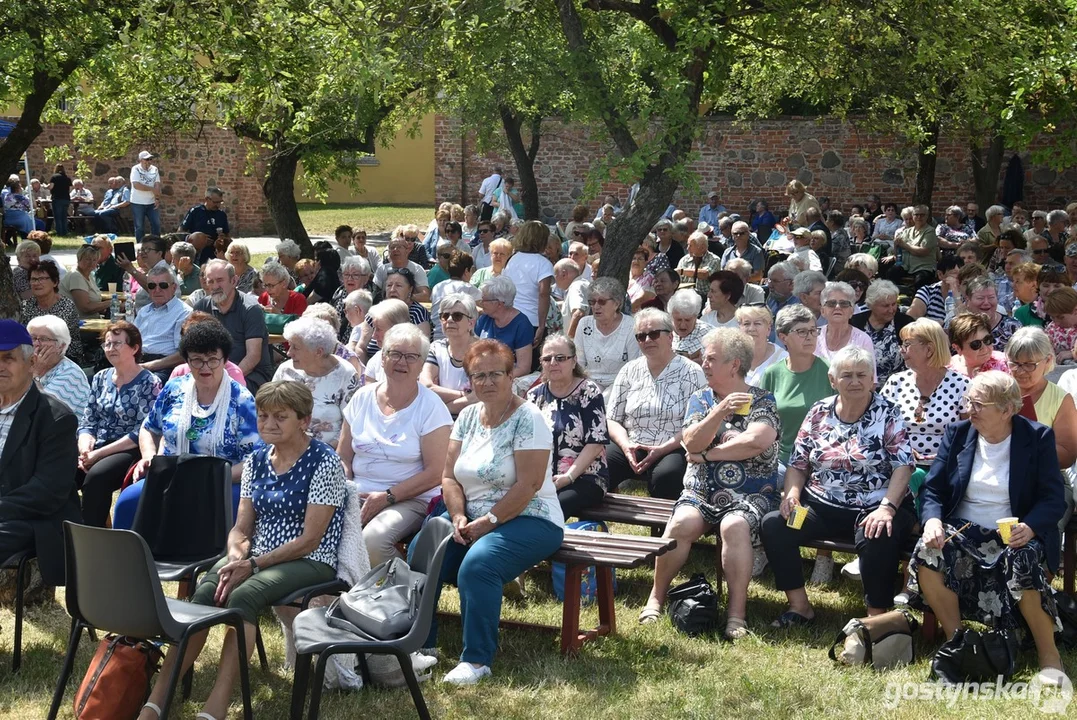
364 350 384 383
478 173 502 204
425 338 469 392
129 164 160 205
574 313 641 389
472 244 491 269
700 311 739 329
560 279 590 327
374 260 428 289
746 344 789 387
430 279 481 340
503 252 554 328
342 383 453 499
955 433 1013 529
451 402 564 525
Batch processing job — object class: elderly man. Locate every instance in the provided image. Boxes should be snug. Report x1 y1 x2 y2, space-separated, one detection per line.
90 234 125 291
134 266 192 381
0 319 81 589
69 179 95 215
553 257 589 332
93 177 130 233
1045 209 1069 253
789 228 822 272
179 186 229 240
698 191 726 227
721 220 765 276
274 238 301 287
727 257 765 306
374 236 430 302
567 241 594 281
766 261 800 316
186 231 216 266
192 259 272 390
676 231 722 297
116 235 171 309
794 270 827 327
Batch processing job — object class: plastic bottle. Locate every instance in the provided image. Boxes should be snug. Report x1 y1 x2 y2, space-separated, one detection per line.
110 293 119 319
124 292 135 323
944 290 955 319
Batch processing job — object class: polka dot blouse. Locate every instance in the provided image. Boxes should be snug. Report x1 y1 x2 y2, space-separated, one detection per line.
241 439 347 568
879 369 969 461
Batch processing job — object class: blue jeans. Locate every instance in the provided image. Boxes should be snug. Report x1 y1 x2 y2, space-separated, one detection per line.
113 478 241 529
420 513 563 667
94 208 118 233
52 198 69 235
131 202 160 241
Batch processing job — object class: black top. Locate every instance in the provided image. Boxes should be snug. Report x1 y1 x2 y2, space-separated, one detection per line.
48 173 72 201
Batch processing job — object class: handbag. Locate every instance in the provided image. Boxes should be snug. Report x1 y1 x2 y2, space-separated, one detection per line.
930 627 1018 685
828 609 918 670
666 573 719 636
264 313 298 335
325 557 426 640
74 634 163 720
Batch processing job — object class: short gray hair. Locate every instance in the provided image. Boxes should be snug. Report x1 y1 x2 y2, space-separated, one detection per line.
26 315 71 354
383 323 431 359
633 308 673 333
701 327 754 379
985 204 1006 221
147 264 178 285
301 302 341 332
367 298 411 326
276 239 302 258
768 260 799 282
170 241 196 262
1004 326 1054 373
775 304 816 336
667 289 703 317
342 255 371 274
828 346 875 378
653 218 673 232
344 289 373 313
968 370 1023 415
725 257 752 281
282 316 337 355
849 217 870 235
204 258 236 278
587 276 625 308
482 275 516 307
864 279 899 306
793 270 826 297
1048 209 1069 226
259 262 291 285
1007 249 1032 264
437 292 478 319
226 241 251 263
946 205 964 218
554 258 581 277
821 281 856 305
15 240 40 260
845 253 879 276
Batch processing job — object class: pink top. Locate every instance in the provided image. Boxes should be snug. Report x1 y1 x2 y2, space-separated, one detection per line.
169 360 246 386
1045 321 1077 357
815 325 878 383
948 350 1011 377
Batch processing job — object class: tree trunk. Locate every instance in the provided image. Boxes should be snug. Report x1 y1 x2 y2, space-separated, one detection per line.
0 69 68 178
0 251 20 321
913 123 940 212
970 133 1005 213
599 165 680 285
498 106 542 220
262 147 312 257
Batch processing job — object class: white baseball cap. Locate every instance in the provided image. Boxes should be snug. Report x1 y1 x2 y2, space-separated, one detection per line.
138 150 157 160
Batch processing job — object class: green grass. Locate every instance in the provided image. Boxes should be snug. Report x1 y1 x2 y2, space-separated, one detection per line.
2 511 1073 720
297 203 432 236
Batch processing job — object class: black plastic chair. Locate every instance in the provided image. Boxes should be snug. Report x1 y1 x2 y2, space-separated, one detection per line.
46 522 254 720
288 516 454 720
2 549 35 672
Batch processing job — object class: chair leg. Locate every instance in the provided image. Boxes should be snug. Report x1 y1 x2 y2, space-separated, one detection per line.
394 649 431 720
233 621 253 720
356 653 372 686
308 651 333 720
157 634 190 720
289 652 313 720
255 624 270 672
47 620 84 720
12 554 31 673
713 535 724 601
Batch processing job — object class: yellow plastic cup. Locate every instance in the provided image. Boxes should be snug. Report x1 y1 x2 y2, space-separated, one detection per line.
997 517 1018 544
734 400 752 416
787 504 808 530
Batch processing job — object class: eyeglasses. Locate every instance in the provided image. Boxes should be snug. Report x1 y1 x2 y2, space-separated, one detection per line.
823 300 853 309
385 350 422 364
438 253 452 259
469 370 507 384
913 213 927 218
478 228 493 235
965 337 992 351
573 231 585 237
439 311 470 322
789 327 820 339
341 272 365 279
101 341 128 350
1032 248 1050 255
589 297 611 308
959 397 997 414
188 357 223 369
146 282 171 290
540 354 574 364
733 230 749 236
29 276 49 284
137 248 161 256
1007 358 1044 374
29 335 56 344
900 340 925 350
635 329 669 343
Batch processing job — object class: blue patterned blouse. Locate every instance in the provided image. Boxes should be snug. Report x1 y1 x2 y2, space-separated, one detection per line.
142 375 263 463
241 439 347 567
78 368 162 448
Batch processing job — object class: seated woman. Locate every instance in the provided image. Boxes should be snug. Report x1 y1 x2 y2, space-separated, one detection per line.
948 312 1010 377
851 279 913 387
815 281 876 379
338 324 452 566
300 303 364 374
421 292 481 415
26 315 90 417
761 346 916 626
668 289 714 364
606 309 706 499
737 305 786 386
360 268 432 359
273 316 362 447
78 321 162 527
360 299 412 382
573 277 640 391
426 339 564 685
475 276 534 378
21 260 83 363
136 382 347 720
115 321 263 529
910 371 1068 687
640 328 780 639
169 312 246 385
258 262 308 315
527 334 609 517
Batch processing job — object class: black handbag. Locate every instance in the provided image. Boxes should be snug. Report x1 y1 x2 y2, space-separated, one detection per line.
930 627 1018 685
666 573 719 636
1053 588 1077 649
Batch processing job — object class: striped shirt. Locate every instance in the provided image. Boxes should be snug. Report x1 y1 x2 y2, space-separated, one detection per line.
38 357 92 417
914 282 947 324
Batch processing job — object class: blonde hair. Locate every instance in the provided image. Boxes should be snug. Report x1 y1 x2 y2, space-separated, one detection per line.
734 305 774 328
900 319 951 369
226 241 251 264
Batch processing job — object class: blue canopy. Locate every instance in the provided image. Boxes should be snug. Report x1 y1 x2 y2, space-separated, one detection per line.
0 119 16 139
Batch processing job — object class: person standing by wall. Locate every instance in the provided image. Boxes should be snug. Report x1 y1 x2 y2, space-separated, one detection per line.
130 150 162 241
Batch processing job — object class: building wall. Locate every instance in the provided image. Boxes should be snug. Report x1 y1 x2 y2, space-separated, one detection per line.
8 119 276 235
434 115 1077 219
296 114 435 206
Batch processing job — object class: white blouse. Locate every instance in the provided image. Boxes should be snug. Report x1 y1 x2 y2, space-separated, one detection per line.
574 314 641 389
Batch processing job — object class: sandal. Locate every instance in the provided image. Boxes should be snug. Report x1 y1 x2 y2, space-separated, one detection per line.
638 606 662 625
770 610 814 629
724 617 749 640
142 703 162 718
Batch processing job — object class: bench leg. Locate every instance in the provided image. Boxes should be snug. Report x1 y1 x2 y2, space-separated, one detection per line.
921 608 938 643
596 566 615 638
713 536 724 600
560 565 584 656
1064 530 1075 595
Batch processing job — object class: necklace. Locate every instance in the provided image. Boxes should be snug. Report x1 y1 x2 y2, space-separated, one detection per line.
383 385 418 412
483 397 515 428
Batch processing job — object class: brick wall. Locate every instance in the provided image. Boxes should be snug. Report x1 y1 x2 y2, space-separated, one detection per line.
9 120 275 235
435 115 1077 220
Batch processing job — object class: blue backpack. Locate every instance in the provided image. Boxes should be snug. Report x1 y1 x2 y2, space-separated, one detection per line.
551 520 617 603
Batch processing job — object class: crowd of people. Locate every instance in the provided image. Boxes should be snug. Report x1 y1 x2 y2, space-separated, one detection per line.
1 175 1076 714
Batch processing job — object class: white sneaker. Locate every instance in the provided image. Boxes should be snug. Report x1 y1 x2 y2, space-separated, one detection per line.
442 662 492 685
751 548 768 578
809 556 835 585
840 558 861 581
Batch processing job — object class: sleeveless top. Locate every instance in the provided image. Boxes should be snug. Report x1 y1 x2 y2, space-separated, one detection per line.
1020 381 1067 427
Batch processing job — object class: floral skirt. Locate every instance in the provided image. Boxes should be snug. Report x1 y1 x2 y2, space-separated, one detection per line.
675 485 779 547
908 519 1060 631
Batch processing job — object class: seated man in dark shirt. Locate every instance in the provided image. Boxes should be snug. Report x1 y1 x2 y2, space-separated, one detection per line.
0 320 81 588
179 187 230 239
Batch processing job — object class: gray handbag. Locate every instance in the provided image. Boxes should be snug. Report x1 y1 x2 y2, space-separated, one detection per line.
325 557 426 640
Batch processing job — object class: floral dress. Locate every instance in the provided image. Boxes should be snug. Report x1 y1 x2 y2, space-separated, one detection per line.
1045 321 1077 359
677 386 781 543
862 319 905 387
991 314 1021 349
527 379 610 491
272 358 362 447
142 375 263 463
78 368 162 446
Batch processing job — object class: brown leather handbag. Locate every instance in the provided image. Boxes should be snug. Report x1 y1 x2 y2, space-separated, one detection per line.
74 634 163 720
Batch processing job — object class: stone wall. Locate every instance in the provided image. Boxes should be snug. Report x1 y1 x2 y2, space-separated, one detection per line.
9 120 275 235
434 115 1077 220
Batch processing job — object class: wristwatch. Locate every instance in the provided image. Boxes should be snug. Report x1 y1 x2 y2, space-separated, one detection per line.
249 558 260 575
879 498 897 513
486 512 499 525
385 488 398 505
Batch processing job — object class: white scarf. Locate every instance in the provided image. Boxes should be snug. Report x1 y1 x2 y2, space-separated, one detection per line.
175 373 233 456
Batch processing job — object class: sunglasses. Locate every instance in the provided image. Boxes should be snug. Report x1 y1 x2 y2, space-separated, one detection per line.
914 395 929 424
966 337 992 351
439 311 469 322
540 354 574 364
438 253 452 259
1033 248 1050 255
635 329 669 343
823 300 853 309
478 229 493 235
146 282 171 290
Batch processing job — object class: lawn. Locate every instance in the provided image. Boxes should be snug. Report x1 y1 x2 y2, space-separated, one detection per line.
2 513 1073 720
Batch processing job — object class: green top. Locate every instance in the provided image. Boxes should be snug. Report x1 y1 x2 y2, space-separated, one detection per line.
1014 303 1045 327
471 267 499 289
178 265 202 296
902 226 938 276
760 356 832 465
427 265 449 288
93 255 125 290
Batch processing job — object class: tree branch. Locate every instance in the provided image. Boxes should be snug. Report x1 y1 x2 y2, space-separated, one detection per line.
527 116 542 163
585 0 677 51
